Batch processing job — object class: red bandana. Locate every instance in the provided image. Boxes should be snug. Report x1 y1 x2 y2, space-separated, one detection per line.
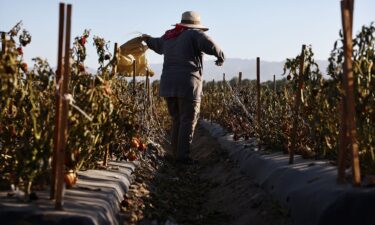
163 24 188 40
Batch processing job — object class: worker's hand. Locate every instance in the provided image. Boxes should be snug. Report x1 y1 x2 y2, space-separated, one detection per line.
140 34 151 41
215 58 224 66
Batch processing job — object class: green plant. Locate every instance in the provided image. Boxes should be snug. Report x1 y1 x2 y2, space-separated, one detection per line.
1 23 54 195
328 22 375 173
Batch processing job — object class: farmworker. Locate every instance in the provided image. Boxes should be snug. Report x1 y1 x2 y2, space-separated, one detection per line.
141 11 225 165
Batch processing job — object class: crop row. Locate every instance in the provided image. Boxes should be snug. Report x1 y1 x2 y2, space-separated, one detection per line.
201 23 375 180
0 23 169 196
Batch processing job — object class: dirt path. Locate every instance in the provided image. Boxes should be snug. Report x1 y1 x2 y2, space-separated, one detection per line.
120 124 291 225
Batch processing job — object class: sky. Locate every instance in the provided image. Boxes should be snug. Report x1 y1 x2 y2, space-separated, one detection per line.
1 0 374 70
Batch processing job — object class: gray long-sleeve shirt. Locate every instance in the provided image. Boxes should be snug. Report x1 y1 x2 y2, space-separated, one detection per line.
146 29 224 101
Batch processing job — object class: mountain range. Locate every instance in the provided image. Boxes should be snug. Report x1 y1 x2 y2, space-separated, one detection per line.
149 58 329 81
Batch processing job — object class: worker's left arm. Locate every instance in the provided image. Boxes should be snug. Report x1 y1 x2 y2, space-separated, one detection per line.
196 32 225 66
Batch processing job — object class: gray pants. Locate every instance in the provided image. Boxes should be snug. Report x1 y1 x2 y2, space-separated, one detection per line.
165 97 200 160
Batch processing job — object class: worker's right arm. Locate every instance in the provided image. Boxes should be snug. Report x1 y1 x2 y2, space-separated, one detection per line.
144 35 164 55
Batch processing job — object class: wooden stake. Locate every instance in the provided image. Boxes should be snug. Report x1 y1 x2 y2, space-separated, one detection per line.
149 75 153 115
132 60 136 96
273 75 276 93
103 42 118 167
112 42 118 76
273 75 277 109
51 2 65 200
103 144 110 167
146 69 150 105
256 57 261 150
1 32 6 56
222 73 226 113
55 3 72 209
340 0 361 186
222 73 226 89
289 45 306 164
238 72 242 88
145 69 151 122
338 97 348 183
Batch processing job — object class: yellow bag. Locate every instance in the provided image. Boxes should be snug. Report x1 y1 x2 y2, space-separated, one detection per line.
118 36 154 77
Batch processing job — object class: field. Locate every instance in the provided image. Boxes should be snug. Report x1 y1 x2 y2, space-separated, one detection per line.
0 1 374 225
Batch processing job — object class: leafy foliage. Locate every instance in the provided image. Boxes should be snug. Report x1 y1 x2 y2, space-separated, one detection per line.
202 23 375 175
1 22 54 193
0 24 169 194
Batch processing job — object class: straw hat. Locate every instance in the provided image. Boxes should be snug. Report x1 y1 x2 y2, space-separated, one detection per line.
175 11 208 31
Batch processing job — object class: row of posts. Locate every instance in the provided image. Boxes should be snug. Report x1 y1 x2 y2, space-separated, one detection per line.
49 3 152 210
223 45 361 186
203 3 357 187
236 4 359 188
220 0 359 187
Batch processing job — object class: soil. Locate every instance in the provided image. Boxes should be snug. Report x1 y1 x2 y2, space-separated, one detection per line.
120 123 292 225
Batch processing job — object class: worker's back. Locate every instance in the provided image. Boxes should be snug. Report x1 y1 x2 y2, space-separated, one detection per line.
162 29 203 76
146 28 224 101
